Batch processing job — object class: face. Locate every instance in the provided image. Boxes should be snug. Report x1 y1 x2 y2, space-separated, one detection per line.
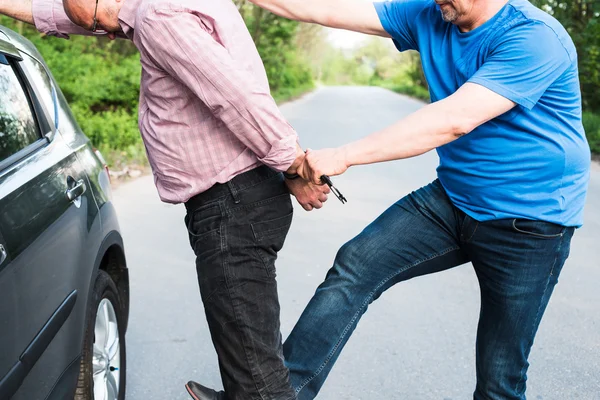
435 0 472 24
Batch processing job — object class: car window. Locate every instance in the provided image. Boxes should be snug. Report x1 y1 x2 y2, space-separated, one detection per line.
21 54 57 129
0 61 41 162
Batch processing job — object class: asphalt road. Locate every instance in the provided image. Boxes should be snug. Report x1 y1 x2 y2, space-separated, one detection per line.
115 86 600 400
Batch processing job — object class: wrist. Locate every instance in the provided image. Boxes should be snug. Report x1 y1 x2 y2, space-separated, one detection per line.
339 145 352 169
285 145 305 175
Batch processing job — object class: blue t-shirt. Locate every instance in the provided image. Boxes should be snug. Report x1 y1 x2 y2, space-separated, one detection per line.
374 0 590 227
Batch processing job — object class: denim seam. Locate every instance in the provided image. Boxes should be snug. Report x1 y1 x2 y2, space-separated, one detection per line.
258 371 297 400
295 245 461 394
222 207 269 400
464 221 480 243
513 233 564 394
190 201 225 304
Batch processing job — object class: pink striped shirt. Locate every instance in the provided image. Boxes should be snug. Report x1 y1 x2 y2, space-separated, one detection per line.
32 0 299 203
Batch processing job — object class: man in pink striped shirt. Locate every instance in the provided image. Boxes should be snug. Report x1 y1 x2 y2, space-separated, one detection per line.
0 0 330 399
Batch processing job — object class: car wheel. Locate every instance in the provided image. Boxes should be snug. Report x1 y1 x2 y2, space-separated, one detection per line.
75 270 126 400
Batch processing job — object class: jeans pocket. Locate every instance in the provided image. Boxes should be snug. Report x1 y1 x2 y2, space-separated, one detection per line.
251 211 293 277
511 218 566 239
251 212 293 242
186 202 222 238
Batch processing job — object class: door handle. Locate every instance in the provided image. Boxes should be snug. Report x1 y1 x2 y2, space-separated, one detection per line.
66 179 86 202
0 244 7 266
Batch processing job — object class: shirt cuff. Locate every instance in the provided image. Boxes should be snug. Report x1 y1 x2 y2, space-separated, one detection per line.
257 134 299 172
32 0 64 38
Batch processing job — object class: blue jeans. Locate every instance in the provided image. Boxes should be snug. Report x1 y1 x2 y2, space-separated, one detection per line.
284 180 574 400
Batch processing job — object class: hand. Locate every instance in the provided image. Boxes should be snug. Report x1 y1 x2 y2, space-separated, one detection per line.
285 178 330 211
297 148 350 185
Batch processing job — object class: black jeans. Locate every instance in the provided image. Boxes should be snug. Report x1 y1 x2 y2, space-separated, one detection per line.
185 166 296 400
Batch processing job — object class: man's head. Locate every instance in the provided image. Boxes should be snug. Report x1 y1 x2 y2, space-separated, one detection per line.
63 0 124 32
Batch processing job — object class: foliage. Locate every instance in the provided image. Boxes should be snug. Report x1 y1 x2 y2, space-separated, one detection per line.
242 8 314 96
531 0 599 112
310 36 430 101
583 112 600 154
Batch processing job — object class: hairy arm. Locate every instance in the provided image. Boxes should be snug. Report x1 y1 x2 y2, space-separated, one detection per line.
300 83 517 182
248 0 389 37
0 0 34 24
345 83 516 164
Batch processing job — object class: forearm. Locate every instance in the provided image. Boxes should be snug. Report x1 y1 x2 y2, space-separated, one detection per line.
248 0 386 35
249 0 328 24
342 99 469 167
0 0 34 25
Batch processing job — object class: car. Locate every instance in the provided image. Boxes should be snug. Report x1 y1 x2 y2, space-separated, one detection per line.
0 25 129 400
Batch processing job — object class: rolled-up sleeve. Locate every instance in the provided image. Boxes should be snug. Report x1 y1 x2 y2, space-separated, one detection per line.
32 0 105 38
137 7 299 172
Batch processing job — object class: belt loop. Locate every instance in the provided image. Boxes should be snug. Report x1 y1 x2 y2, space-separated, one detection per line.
227 181 241 204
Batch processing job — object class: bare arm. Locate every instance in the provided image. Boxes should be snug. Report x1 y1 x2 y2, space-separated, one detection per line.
0 0 34 25
345 83 516 164
299 83 517 182
248 0 389 37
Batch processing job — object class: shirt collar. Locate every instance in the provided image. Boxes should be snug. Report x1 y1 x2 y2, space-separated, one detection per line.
118 0 143 39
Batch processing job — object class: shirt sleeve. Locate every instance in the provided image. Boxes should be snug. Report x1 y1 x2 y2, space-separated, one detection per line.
468 22 574 110
137 7 299 172
32 0 90 38
32 0 127 39
373 0 429 51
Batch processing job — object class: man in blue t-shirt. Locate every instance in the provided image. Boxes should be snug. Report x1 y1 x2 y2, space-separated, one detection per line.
187 0 591 399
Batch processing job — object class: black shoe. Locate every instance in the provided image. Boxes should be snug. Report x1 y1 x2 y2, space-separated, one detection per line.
185 381 226 400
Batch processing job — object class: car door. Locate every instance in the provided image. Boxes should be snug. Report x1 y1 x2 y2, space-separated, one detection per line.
0 39 98 399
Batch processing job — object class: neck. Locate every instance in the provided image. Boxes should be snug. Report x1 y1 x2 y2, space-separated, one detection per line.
457 0 509 32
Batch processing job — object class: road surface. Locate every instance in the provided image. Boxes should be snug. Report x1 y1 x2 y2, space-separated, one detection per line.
115 87 600 400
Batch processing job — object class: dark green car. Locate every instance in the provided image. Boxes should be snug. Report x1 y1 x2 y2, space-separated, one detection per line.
0 26 129 400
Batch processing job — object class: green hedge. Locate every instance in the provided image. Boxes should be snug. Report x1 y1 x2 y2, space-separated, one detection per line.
583 112 600 155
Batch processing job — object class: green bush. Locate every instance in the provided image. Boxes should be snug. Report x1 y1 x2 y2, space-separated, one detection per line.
583 112 600 155
70 105 141 150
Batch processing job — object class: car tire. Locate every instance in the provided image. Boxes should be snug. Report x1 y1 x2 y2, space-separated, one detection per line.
75 270 127 400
